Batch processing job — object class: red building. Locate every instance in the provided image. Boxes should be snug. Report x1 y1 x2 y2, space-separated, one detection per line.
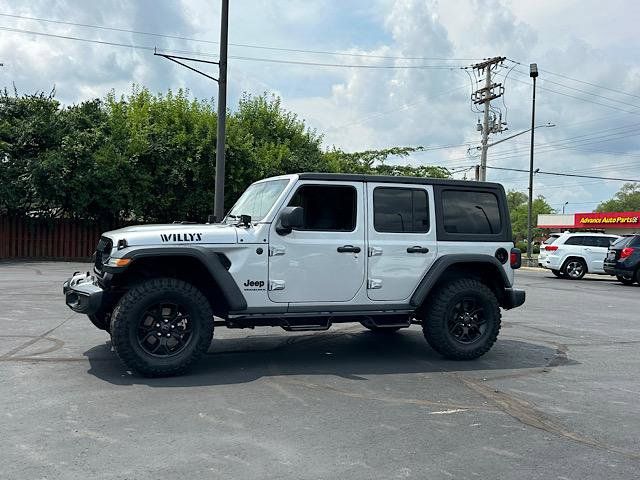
537 211 640 235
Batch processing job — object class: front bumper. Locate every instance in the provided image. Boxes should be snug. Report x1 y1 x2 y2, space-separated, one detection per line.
63 272 105 315
502 288 526 310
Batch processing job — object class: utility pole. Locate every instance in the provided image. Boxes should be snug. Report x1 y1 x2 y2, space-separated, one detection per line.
214 0 229 221
471 56 506 181
526 63 539 267
155 0 229 222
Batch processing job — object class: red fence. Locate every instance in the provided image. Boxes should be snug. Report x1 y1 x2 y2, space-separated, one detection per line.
0 216 106 260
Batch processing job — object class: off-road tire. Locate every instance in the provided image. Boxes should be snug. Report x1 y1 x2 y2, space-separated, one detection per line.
422 278 501 360
562 258 587 280
616 274 635 285
551 269 564 278
110 278 214 377
88 311 110 331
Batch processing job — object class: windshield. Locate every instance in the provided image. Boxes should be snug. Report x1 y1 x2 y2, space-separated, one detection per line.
543 235 560 244
225 179 289 222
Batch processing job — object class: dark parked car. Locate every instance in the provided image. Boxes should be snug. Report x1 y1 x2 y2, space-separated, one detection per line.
604 234 640 285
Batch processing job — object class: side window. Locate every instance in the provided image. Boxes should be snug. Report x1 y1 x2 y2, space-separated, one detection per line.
373 187 429 233
564 236 584 246
442 190 501 235
287 185 356 231
582 237 600 247
595 237 616 248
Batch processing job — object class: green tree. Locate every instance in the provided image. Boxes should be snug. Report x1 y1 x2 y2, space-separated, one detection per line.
0 86 451 224
324 146 449 178
595 183 640 212
507 189 555 242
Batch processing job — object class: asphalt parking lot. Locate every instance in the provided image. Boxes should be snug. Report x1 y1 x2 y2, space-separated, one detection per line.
1 262 639 479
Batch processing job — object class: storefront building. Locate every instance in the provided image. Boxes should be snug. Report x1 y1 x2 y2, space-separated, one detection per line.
537 211 640 235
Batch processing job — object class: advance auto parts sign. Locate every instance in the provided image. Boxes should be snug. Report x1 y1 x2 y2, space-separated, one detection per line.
575 212 640 228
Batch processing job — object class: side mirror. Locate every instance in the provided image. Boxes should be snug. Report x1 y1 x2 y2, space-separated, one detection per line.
276 206 304 235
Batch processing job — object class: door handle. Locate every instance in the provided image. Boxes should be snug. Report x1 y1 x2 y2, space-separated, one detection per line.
337 245 361 253
407 246 429 254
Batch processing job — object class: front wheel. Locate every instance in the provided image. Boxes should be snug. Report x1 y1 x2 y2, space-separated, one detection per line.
110 278 214 377
616 274 635 285
422 278 501 360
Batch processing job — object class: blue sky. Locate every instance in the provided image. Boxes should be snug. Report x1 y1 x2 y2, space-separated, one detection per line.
1 0 639 213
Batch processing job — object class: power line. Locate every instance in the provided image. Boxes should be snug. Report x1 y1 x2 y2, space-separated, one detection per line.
506 75 640 116
0 12 479 62
507 58 640 101
509 67 640 111
486 166 640 183
0 26 469 70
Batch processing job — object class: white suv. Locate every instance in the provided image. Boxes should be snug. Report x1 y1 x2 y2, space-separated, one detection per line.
64 173 525 376
541 232 619 279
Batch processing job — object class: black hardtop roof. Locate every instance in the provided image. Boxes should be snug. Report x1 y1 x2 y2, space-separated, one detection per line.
297 172 503 189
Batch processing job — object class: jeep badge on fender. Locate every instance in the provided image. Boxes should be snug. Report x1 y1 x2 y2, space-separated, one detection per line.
62 173 525 377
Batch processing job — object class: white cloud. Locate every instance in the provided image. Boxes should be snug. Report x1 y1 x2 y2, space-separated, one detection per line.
1 0 639 210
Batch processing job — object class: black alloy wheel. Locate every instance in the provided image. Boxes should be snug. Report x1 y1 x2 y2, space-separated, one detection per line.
447 297 487 345
137 303 193 357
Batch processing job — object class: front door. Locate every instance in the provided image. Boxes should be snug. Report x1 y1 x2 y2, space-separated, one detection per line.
268 181 365 303
366 182 437 301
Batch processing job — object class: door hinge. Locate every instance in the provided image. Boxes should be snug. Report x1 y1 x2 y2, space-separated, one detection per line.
367 278 383 289
368 246 383 257
269 280 286 291
269 245 286 256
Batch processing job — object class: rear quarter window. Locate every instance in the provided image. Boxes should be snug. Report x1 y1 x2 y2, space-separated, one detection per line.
441 190 501 235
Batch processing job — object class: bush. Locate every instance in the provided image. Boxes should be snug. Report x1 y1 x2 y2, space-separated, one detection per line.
515 241 540 254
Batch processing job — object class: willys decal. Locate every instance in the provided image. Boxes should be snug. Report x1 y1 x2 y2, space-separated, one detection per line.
160 233 203 242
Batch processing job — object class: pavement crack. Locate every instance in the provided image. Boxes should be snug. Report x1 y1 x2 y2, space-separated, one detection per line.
456 374 640 460
0 314 72 359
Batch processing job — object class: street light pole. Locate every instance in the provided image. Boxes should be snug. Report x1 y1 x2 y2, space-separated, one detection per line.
562 201 569 214
526 63 538 267
214 0 229 221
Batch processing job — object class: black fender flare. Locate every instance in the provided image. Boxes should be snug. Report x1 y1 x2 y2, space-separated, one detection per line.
117 246 247 311
410 254 511 308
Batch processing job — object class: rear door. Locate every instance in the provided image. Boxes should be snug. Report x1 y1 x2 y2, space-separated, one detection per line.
366 182 437 301
583 236 616 273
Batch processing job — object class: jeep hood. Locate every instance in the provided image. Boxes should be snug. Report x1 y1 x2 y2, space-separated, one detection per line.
103 223 238 247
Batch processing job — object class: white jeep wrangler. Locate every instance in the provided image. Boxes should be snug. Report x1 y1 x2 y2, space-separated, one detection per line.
64 173 524 376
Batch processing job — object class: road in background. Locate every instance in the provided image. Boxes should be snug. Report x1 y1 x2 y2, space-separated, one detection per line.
1 262 638 479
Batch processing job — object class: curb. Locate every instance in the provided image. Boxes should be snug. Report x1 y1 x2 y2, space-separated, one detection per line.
519 266 546 272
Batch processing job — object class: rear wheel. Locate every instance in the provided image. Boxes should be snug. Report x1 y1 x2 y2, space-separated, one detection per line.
422 278 501 360
110 278 214 377
617 274 635 285
562 258 587 280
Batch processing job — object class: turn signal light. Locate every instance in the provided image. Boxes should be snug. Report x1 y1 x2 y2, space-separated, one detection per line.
620 247 635 259
112 258 132 267
545 245 558 251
